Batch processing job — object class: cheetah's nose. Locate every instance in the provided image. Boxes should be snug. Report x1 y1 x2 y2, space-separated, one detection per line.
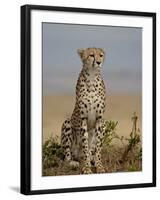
96 61 101 65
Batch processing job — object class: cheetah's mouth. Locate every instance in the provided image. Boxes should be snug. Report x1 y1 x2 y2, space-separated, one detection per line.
92 63 101 68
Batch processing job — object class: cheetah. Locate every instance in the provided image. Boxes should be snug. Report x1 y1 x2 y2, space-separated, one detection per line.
61 48 107 174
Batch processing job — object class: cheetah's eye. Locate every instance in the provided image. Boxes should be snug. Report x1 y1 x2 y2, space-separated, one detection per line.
100 54 103 57
89 54 94 57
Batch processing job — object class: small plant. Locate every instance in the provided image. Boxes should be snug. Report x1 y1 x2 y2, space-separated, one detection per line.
42 136 64 169
128 162 138 172
102 120 118 147
122 112 141 162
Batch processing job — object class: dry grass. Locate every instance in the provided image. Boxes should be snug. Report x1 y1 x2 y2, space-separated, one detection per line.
42 113 142 176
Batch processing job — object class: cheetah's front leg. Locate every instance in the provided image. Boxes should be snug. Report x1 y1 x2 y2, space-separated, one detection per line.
95 118 105 173
81 118 92 174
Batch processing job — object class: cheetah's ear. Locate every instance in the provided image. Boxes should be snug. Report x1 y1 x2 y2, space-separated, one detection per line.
77 48 85 58
100 48 105 54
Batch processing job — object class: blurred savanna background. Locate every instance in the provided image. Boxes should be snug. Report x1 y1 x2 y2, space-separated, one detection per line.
42 23 142 175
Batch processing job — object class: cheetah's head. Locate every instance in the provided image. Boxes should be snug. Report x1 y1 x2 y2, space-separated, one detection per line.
77 48 105 70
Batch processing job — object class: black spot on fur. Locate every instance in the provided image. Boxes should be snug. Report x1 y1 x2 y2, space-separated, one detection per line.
82 138 86 142
80 128 85 134
65 128 71 132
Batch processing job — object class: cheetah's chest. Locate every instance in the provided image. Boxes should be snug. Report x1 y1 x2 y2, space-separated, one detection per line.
87 92 96 129
85 89 103 129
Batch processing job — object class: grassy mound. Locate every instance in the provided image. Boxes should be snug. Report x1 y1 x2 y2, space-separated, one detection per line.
43 114 142 176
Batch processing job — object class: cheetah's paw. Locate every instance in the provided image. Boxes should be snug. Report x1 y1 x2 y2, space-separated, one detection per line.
82 167 92 174
96 166 105 173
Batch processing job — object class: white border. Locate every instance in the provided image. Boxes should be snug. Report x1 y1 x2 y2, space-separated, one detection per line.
31 10 153 190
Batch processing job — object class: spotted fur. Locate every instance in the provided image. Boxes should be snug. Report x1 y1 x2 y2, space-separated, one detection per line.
61 48 107 174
